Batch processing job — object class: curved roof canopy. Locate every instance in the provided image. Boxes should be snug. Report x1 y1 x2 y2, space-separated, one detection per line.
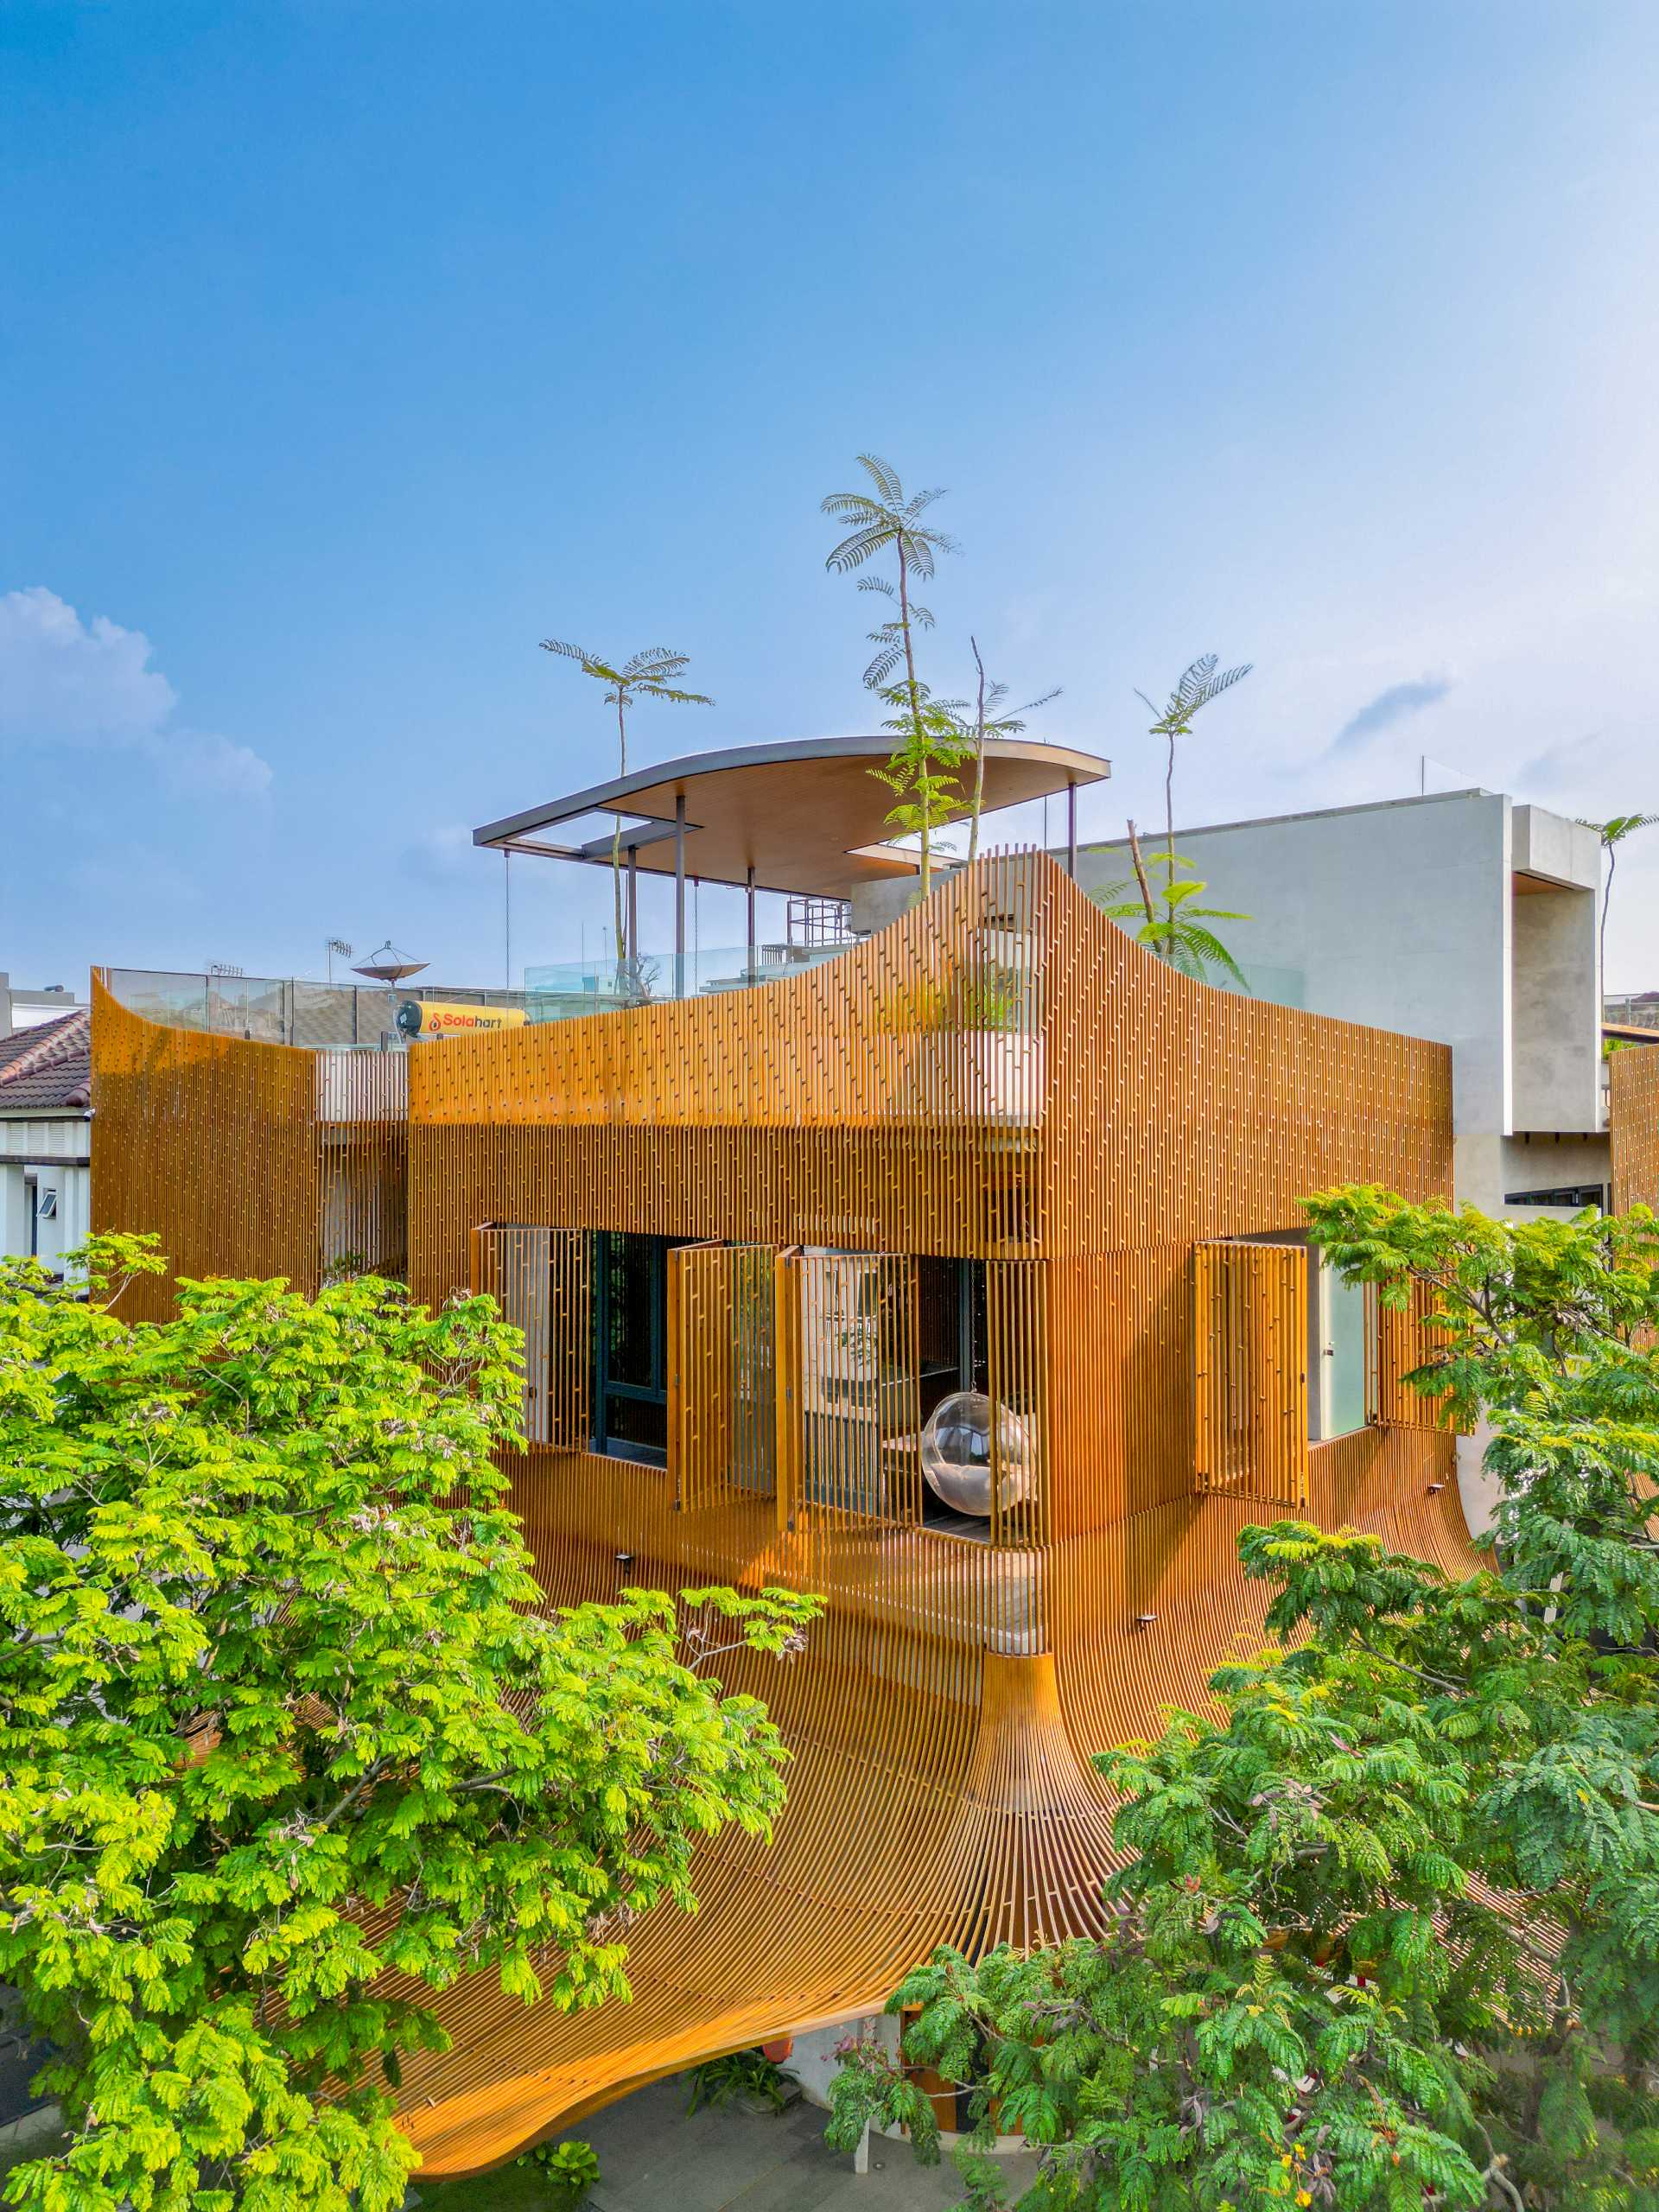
473 734 1111 899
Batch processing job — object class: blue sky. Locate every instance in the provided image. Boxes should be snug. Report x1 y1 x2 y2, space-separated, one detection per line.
4 2 1658 991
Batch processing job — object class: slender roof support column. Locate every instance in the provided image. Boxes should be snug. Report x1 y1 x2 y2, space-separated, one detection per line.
626 845 638 970
675 794 687 998
1066 781 1077 880
746 864 757 980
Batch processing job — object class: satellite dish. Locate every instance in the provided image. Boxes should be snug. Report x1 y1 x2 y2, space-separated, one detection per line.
353 938 428 985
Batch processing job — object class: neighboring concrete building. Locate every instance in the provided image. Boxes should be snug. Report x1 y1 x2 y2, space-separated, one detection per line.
0 1008 92 1271
0 972 86 1036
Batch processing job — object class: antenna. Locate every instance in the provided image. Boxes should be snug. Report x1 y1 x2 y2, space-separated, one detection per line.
325 938 353 986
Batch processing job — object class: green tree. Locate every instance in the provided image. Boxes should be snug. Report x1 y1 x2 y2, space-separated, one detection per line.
1577 811 1656 988
1136 654 1253 919
1092 819 1250 986
539 642 713 988
960 638 1060 867
822 454 960 896
829 1191 1659 2210
867 685 976 879
0 1237 815 2212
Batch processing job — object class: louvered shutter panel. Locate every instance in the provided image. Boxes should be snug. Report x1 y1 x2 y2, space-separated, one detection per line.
1193 1241 1309 1509
1371 1278 1450 1432
783 1250 921 1527
983 1259 1047 1548
473 1224 592 1451
669 1243 781 1508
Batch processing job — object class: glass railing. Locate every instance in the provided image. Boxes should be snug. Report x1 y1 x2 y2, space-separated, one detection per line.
1210 962 1305 1010
524 934 1305 1022
524 942 854 1021
102 968 529 1050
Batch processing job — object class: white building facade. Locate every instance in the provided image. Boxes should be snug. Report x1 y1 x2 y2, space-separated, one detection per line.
0 1008 92 1274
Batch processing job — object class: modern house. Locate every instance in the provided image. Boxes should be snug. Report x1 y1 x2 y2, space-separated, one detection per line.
92 739 1493 2176
1 1007 92 1270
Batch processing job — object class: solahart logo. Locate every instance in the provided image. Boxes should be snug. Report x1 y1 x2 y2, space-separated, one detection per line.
397 1001 526 1039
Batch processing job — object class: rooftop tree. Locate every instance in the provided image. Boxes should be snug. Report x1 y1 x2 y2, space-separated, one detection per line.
1136 653 1252 927
1092 819 1250 988
539 641 712 988
830 1191 1659 2211
0 1237 815 2212
958 637 1060 867
1577 810 1657 989
822 454 961 897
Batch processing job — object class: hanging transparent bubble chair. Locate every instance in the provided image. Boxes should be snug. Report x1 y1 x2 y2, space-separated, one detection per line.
919 1390 1033 1518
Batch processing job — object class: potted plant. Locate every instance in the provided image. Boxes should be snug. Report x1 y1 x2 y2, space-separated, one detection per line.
683 2047 804 2117
514 2137 601 2205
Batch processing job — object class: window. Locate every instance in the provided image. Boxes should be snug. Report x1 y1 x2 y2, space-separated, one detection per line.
1504 1184 1605 1211
1217 1233 1370 1446
35 1187 58 1221
1315 1252 1368 1440
916 1255 988 1418
916 1256 989 1527
593 1232 679 1465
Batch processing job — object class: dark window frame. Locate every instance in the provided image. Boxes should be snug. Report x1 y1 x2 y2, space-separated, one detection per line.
591 1230 677 1465
916 1255 989 1529
1503 1185 1606 1211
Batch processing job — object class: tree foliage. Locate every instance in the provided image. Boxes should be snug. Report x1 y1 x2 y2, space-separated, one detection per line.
0 1237 815 2212
829 1192 1659 2209
1092 833 1250 988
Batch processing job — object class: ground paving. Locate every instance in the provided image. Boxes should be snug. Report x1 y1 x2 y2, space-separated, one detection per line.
418 2075 1041 2212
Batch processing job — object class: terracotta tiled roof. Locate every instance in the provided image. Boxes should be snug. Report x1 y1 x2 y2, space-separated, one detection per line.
0 1008 92 1112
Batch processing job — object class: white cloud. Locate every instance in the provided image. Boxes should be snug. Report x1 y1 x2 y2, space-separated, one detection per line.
404 823 481 883
0 586 271 799
157 729 274 802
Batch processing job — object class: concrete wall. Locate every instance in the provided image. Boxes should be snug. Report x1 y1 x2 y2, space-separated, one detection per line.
1449 1133 1613 1217
1511 887 1599 1130
1509 808 1603 1135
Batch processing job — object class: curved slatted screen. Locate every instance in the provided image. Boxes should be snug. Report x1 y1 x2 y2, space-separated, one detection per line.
90 855 1466 2177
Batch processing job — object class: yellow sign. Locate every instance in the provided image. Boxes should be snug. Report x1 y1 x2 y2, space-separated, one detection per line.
397 1000 527 1039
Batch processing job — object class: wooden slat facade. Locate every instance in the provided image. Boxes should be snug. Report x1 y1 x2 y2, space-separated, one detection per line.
1611 1046 1659 1215
90 854 1467 2177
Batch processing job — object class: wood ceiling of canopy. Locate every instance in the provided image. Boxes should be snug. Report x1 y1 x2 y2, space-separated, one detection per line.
472 734 1112 897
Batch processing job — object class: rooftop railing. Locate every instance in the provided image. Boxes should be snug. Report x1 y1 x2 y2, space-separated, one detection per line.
525 941 853 1020
524 934 1306 1022
105 931 1305 1047
101 969 528 1050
